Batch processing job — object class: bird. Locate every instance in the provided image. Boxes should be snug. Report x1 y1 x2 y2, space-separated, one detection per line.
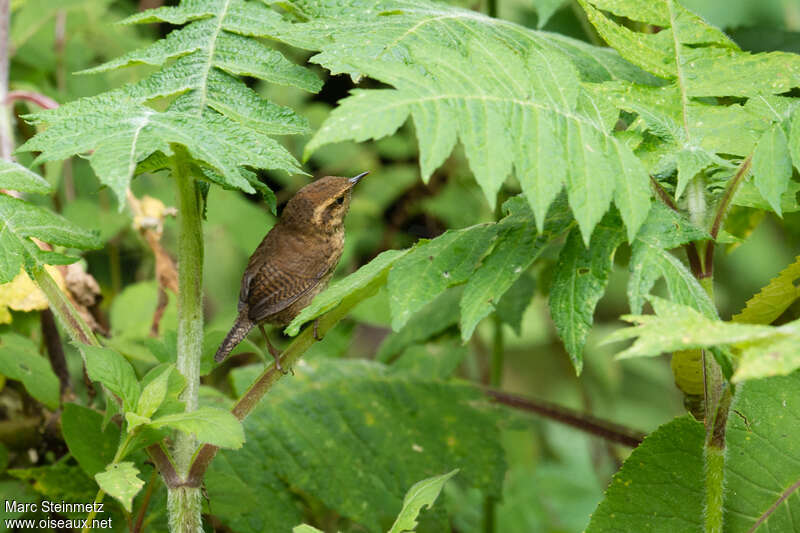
214 172 367 371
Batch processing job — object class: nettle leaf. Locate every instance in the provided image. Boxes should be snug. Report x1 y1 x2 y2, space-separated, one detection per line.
388 224 499 331
627 204 715 317
0 334 60 409
580 0 800 217
84 345 141 413
0 194 101 284
213 359 505 532
607 297 800 381
459 196 570 341
286 249 409 336
752 123 793 216
586 416 705 533
21 0 317 207
723 372 800 532
277 0 653 240
732 255 800 326
0 160 52 194
550 211 626 373
95 462 144 513
20 104 300 206
388 470 459 533
150 407 244 449
62 404 120 478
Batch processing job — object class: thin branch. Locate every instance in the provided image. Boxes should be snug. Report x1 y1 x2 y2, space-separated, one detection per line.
132 468 160 533
147 443 182 488
485 389 646 447
705 155 753 274
6 90 59 109
186 293 369 486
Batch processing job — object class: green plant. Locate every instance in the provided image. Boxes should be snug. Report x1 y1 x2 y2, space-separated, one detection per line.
1 0 799 532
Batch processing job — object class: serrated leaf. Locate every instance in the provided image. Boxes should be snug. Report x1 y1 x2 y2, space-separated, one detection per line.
388 224 499 331
550 212 626 373
95 462 144 513
0 194 101 283
586 416 704 532
21 0 315 209
723 372 800 531
459 196 570 341
606 297 800 379
0 161 52 194
281 1 651 238
286 249 409 336
377 289 461 363
626 203 715 317
20 105 301 207
9 463 97 502
733 256 800 326
84 345 140 413
752 123 793 216
388 470 459 533
218 359 504 532
136 365 171 418
0 334 60 409
62 404 120 478
150 407 244 449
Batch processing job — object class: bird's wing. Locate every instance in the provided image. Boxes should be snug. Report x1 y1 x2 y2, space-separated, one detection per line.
239 230 338 323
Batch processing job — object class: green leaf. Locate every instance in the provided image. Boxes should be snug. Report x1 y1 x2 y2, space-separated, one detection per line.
723 372 800 532
84 345 140 413
388 470 459 533
21 0 317 209
459 196 569 341
0 160 52 194
281 1 652 238
293 526 323 533
0 194 101 283
733 255 800 325
216 359 504 532
494 273 537 336
20 105 302 207
377 289 462 363
388 225 499 331
136 365 171 418
606 297 800 381
206 451 301 533
285 249 409 336
626 204 715 317
752 124 793 216
532 0 568 27
62 404 120 478
150 407 244 449
549 212 626 373
585 416 704 533
0 334 60 409
9 463 97 502
94 462 144 513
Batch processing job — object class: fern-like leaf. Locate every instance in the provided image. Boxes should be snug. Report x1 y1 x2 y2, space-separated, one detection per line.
274 0 657 241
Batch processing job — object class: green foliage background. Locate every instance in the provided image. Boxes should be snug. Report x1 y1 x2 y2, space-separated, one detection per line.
0 0 799 532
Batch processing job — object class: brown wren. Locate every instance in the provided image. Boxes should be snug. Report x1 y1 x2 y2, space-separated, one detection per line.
214 172 367 368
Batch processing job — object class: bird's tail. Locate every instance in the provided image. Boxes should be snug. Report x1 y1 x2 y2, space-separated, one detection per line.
215 314 254 363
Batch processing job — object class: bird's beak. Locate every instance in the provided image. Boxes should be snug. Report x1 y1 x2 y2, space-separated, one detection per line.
349 171 369 186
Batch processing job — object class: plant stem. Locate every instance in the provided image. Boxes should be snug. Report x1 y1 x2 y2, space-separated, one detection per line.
485 389 645 447
186 284 378 485
31 265 99 349
170 152 204 532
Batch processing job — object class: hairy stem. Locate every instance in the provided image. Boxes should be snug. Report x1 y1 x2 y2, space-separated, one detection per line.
170 152 204 532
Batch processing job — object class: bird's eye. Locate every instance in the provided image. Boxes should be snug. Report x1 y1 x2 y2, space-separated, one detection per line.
335 196 345 205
